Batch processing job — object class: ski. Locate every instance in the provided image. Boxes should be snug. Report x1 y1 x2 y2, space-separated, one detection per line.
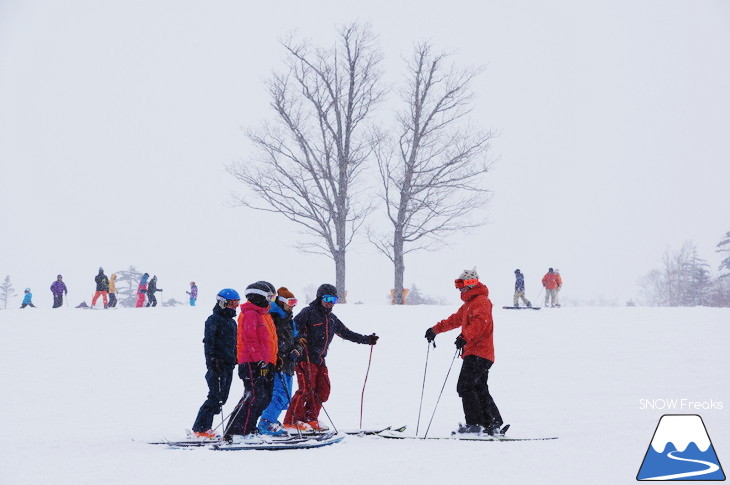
378 431 557 442
502 306 541 310
212 432 344 451
148 438 222 447
343 425 407 436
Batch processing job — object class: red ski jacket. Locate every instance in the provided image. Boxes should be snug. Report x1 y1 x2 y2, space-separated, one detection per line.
237 301 278 365
542 272 559 290
432 283 495 362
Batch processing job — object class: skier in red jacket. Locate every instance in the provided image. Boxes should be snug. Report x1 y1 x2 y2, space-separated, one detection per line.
425 267 505 436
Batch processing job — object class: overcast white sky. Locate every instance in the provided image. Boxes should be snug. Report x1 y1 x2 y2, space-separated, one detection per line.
1 0 728 308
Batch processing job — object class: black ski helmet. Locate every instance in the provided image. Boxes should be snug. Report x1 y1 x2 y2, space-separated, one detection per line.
316 283 337 299
245 280 275 308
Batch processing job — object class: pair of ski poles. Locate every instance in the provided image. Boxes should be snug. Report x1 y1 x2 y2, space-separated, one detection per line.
416 340 460 439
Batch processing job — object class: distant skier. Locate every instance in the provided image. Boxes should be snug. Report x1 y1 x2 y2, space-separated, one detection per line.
542 268 559 308
20 288 36 308
258 287 304 436
145 275 162 307
108 273 118 308
50 274 68 308
283 283 378 432
512 269 531 308
136 273 149 308
224 281 279 440
191 289 240 439
91 267 109 309
424 267 505 436
554 269 563 307
187 281 198 306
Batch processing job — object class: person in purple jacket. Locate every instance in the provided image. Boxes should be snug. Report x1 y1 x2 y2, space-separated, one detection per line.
187 281 198 306
50 274 68 308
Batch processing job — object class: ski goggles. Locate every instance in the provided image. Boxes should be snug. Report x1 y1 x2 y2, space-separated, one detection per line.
454 278 479 289
321 294 338 304
277 296 298 307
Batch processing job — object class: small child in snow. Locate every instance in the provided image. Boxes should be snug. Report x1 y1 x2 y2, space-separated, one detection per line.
21 288 36 308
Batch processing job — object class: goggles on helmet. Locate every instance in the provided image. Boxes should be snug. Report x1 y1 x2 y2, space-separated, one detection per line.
321 294 338 304
454 278 479 289
278 296 298 307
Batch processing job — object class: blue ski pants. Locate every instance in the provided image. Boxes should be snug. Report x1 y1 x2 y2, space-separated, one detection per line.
260 372 293 424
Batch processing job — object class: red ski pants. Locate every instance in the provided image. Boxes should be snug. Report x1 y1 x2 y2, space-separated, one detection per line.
283 361 330 424
135 292 146 308
91 291 108 307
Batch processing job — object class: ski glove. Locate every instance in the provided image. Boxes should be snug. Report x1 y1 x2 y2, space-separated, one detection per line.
256 360 272 377
288 348 301 362
366 333 379 345
425 328 436 343
455 334 467 350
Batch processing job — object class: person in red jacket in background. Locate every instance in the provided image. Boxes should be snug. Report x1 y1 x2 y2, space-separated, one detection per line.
542 268 560 308
223 281 278 441
425 267 505 436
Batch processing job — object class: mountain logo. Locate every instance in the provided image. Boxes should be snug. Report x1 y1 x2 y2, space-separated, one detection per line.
637 414 725 481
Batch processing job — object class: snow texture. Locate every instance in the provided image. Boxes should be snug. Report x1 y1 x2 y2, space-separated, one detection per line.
1 304 728 484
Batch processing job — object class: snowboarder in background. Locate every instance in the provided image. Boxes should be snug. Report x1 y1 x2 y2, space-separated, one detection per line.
108 273 118 308
424 267 505 436
224 281 279 440
191 289 240 439
187 281 198 306
554 269 563 307
20 288 36 308
512 269 531 308
283 283 379 432
50 275 68 308
136 273 149 308
542 268 559 308
258 287 304 436
91 267 109 309
145 275 162 307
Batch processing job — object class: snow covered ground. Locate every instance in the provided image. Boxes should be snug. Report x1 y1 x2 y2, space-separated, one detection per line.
1 303 728 484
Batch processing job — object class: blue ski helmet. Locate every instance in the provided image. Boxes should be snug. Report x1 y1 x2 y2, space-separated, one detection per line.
216 288 240 304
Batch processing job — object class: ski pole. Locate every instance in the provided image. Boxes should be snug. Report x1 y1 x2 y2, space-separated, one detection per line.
277 371 302 438
359 343 374 430
534 287 544 306
423 348 459 439
415 340 434 437
217 376 225 433
304 350 338 434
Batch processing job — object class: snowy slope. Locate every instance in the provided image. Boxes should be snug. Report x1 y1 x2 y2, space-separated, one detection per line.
1 304 728 484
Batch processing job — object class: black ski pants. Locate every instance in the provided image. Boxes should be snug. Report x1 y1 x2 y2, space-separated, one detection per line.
108 293 117 308
192 365 235 433
52 294 64 308
146 294 157 307
224 362 274 438
456 355 503 430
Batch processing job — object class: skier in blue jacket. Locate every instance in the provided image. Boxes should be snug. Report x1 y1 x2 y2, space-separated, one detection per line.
20 288 36 308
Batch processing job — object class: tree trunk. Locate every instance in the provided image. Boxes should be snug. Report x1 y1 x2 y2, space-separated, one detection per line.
334 249 346 303
393 227 405 304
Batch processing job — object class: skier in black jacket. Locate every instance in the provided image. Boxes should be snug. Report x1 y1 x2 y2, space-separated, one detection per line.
191 289 240 438
282 283 378 432
145 275 162 307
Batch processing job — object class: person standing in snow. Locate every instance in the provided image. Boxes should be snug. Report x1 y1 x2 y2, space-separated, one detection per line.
136 273 149 308
542 268 559 308
91 267 109 309
224 281 279 440
424 267 505 436
20 288 36 308
191 289 240 439
258 287 304 436
108 273 118 308
187 281 198 306
283 283 379 432
554 269 563 307
145 275 162 307
50 274 68 308
512 269 531 308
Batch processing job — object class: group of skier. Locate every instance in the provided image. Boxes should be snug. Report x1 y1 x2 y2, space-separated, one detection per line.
19 269 199 309
511 267 564 308
193 267 506 442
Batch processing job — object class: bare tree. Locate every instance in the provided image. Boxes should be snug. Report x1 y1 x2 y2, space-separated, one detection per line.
228 23 385 298
370 42 494 304
0 275 17 310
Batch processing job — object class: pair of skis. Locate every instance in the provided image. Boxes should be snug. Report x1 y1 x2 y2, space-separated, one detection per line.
347 425 557 442
149 430 343 451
